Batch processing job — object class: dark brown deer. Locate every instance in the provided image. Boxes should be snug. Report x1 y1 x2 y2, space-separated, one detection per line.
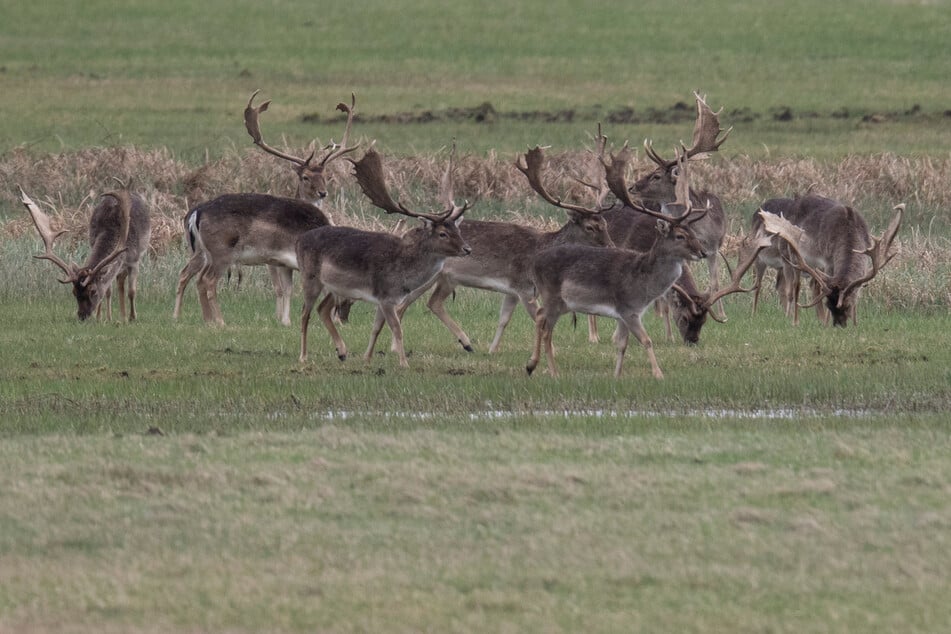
758 199 903 326
21 185 151 321
297 148 471 368
630 92 731 318
396 143 615 354
173 91 357 324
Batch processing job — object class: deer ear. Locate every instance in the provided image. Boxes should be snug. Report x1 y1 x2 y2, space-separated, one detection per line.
670 165 681 181
655 218 670 237
453 215 464 227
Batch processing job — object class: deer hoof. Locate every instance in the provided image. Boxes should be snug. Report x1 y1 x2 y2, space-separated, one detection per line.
526 365 535 376
462 342 474 353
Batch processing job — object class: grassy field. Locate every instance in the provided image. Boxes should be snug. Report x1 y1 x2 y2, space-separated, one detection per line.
2 0 951 631
2 0 951 159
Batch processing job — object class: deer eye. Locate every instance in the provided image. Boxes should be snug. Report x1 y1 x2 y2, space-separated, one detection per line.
438 231 449 239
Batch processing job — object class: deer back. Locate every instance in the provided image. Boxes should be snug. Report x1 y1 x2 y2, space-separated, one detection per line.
297 219 470 305
192 193 330 269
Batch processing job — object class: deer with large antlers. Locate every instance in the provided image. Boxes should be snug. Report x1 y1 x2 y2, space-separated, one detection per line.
297 147 471 368
395 142 615 354
630 92 732 319
21 184 151 321
173 91 358 325
758 198 903 326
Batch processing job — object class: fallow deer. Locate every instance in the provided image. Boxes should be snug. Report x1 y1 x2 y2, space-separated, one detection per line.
527 145 770 379
396 143 615 354
749 197 798 315
758 199 903 326
21 185 151 321
297 148 471 368
629 92 732 318
173 91 357 324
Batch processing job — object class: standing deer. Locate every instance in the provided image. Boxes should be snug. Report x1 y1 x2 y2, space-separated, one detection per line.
758 198 903 326
297 148 471 368
173 91 357 324
527 145 770 379
21 185 151 321
749 197 798 315
629 92 731 319
396 142 615 354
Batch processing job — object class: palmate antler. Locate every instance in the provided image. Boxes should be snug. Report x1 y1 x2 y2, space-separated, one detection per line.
244 90 360 170
644 92 733 169
515 144 613 218
350 147 469 224
697 229 775 322
838 203 904 303
602 145 707 226
20 186 77 282
757 209 834 309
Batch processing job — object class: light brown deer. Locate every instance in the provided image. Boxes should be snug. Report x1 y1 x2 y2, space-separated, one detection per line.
173 91 357 324
21 185 151 321
297 148 471 368
758 200 903 326
396 142 615 354
629 92 732 318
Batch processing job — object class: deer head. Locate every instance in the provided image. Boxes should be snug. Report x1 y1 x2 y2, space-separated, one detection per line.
633 92 732 205
21 186 131 321
244 90 359 206
515 140 615 248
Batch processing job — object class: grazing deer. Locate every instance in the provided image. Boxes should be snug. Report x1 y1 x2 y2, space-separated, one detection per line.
173 91 357 324
21 185 151 321
629 92 731 318
396 143 615 354
297 148 471 368
749 197 798 315
758 199 903 326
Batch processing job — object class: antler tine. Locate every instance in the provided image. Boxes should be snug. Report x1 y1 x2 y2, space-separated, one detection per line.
643 138 676 169
439 139 457 210
320 93 360 166
19 185 76 280
85 189 132 283
350 148 452 224
515 146 606 218
758 209 833 305
244 90 311 167
840 203 904 299
684 91 733 160
601 145 677 224
701 229 774 319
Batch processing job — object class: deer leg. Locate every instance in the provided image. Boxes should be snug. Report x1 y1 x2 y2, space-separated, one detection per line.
116 271 128 321
624 316 663 380
656 297 674 342
542 315 559 377
612 320 631 378
268 266 294 326
751 262 766 316
317 294 348 361
298 275 324 362
587 315 600 344
426 279 473 352
268 265 285 322
103 286 113 321
365 307 389 361
173 253 202 319
391 279 434 352
127 267 139 321
380 304 409 368
527 310 546 376
487 294 520 354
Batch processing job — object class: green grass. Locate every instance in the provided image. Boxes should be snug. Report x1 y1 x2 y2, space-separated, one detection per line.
2 0 950 159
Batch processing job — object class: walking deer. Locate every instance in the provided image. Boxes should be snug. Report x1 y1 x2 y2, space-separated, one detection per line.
527 145 769 379
21 185 151 321
758 198 903 326
297 148 471 368
173 91 357 324
396 143 615 354
629 92 731 318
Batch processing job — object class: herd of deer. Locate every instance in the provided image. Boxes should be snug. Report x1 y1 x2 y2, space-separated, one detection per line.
20 91 904 379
